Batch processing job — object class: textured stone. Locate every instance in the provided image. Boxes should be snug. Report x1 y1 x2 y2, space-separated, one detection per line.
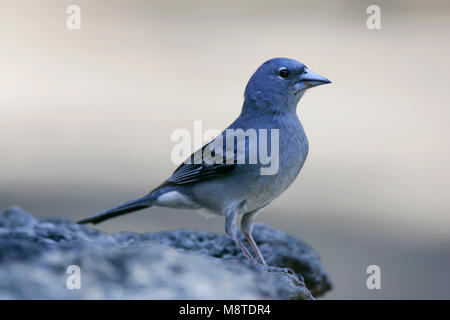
0 206 331 299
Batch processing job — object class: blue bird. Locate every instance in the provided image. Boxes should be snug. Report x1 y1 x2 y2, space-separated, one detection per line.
79 57 330 267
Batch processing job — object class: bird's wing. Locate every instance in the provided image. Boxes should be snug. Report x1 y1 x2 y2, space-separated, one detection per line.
162 133 248 186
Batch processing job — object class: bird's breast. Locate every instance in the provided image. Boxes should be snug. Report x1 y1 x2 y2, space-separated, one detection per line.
272 118 308 191
244 116 309 210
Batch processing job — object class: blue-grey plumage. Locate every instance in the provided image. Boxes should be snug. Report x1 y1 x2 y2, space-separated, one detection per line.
78 57 331 266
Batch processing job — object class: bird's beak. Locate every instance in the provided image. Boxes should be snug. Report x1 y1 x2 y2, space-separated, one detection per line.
294 68 331 92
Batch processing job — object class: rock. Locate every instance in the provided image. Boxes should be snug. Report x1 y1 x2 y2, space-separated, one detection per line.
0 206 332 299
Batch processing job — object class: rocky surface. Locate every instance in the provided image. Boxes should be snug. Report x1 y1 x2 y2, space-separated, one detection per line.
0 206 332 299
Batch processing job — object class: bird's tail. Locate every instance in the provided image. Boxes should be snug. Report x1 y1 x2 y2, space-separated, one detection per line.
78 194 156 225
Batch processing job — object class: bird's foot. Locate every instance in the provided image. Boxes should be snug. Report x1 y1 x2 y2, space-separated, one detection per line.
256 264 304 282
261 265 294 275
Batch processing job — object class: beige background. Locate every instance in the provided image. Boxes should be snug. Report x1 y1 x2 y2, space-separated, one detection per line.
1 0 449 298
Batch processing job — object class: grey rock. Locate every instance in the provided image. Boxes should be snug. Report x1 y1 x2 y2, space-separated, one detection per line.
0 206 332 299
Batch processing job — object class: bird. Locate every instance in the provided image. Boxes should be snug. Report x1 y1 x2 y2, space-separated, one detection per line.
78 57 330 268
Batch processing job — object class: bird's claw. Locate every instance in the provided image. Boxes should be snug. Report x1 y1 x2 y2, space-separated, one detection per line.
254 264 305 282
261 265 294 274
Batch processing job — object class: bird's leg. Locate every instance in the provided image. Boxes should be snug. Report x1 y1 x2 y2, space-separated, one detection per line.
241 209 297 276
241 210 267 265
245 233 267 265
225 209 258 264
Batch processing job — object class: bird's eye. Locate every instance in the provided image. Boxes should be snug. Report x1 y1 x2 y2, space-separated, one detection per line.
278 67 289 78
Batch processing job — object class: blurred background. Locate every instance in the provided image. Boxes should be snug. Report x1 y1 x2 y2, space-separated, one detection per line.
0 0 449 299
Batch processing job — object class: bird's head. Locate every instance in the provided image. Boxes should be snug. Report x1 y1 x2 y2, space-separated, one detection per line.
244 57 330 113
